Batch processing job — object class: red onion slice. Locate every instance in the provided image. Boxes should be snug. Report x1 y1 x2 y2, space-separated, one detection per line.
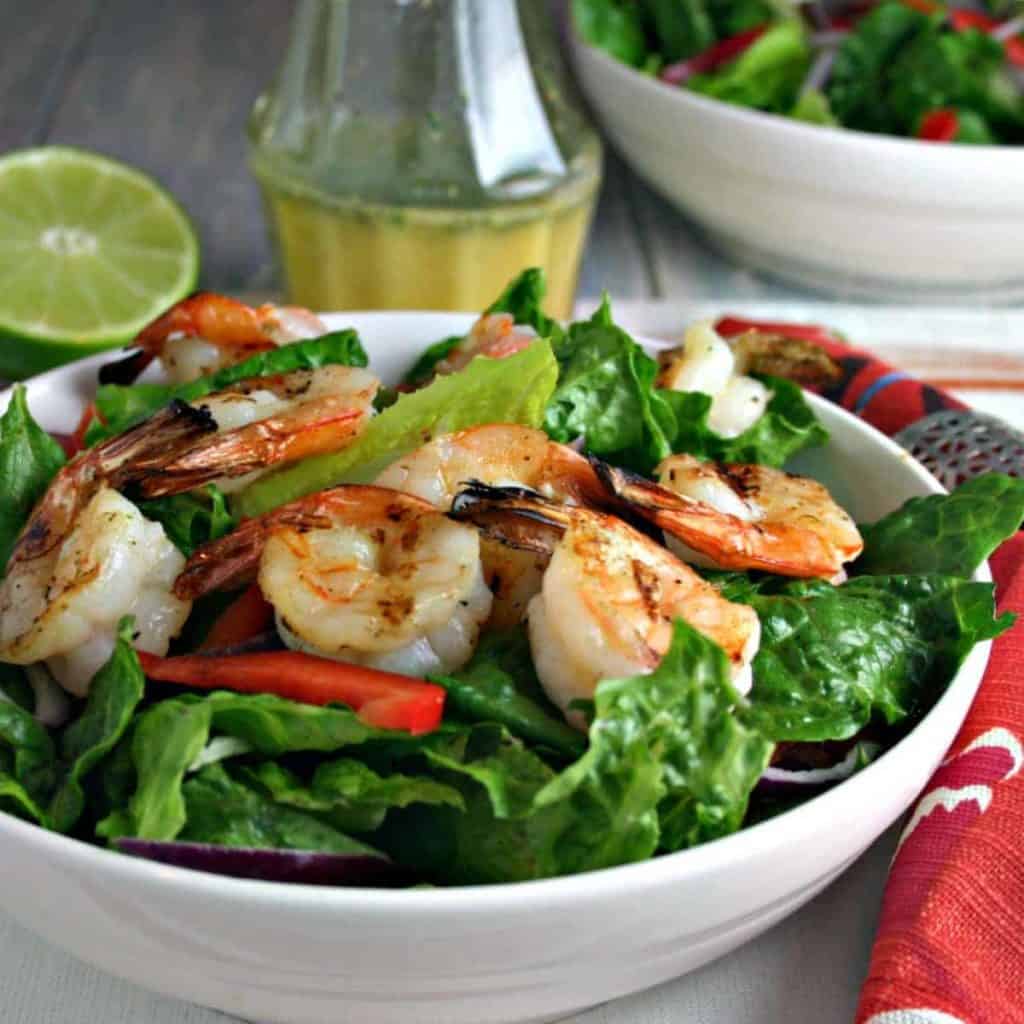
758 742 880 792
116 839 416 888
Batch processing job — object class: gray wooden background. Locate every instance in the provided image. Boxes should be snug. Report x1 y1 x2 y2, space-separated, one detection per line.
0 0 813 306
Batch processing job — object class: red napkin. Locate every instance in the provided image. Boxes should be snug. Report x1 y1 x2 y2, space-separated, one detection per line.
828 340 1024 1024
721 320 1021 1024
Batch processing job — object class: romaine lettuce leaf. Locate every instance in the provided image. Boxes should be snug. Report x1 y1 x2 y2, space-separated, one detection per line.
544 297 675 473
742 574 1013 742
689 21 810 114
484 267 563 344
663 374 827 467
98 697 213 841
243 759 463 834
383 621 771 882
573 0 650 66
0 698 57 818
97 689 419 842
858 473 1024 578
137 484 235 558
429 628 585 759
0 385 66 575
49 618 146 833
179 763 380 856
640 0 716 62
235 339 559 518
826 3 928 133
536 619 771 861
87 330 368 444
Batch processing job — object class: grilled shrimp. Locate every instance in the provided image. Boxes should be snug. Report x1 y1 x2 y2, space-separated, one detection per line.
656 320 773 438
375 424 608 626
103 293 329 385
175 486 492 677
597 454 863 581
0 403 215 695
434 314 538 376
451 485 761 727
136 364 379 498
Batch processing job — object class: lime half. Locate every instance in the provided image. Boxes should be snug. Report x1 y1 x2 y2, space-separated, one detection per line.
0 147 199 379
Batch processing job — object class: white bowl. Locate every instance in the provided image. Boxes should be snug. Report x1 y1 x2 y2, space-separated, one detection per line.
569 30 1024 303
0 312 992 1024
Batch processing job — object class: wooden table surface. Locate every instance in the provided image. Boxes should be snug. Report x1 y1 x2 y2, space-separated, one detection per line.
1 0 818 307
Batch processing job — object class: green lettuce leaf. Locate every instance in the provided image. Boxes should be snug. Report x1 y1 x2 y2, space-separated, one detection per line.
429 628 585 759
663 374 828 467
826 3 929 133
886 22 1017 137
689 21 810 114
0 699 58 816
98 697 213 841
243 759 463 834
0 663 34 711
573 0 650 66
97 689 415 841
383 622 771 882
137 484 235 558
377 724 569 883
535 619 772 861
49 618 146 833
179 763 380 855
0 385 66 574
235 339 559 518
742 574 1013 742
0 772 47 823
402 335 463 387
640 0 716 62
87 330 368 444
858 473 1024 578
544 297 675 473
484 267 563 343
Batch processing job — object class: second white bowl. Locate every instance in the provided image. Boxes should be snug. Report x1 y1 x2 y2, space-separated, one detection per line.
570 32 1024 303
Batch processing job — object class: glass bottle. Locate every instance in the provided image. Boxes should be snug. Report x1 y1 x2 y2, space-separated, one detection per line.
248 0 602 319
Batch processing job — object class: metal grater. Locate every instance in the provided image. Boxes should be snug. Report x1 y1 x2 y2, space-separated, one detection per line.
893 410 1024 490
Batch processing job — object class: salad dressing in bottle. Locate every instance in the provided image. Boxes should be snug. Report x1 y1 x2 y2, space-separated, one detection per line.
249 0 602 319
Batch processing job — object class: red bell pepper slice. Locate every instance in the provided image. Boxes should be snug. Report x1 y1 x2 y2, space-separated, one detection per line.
917 108 960 142
660 26 768 85
136 649 447 735
198 584 275 652
714 316 842 347
950 9 1024 67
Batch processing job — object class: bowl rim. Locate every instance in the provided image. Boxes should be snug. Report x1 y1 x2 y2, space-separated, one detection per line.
0 310 993 913
568 17 1024 161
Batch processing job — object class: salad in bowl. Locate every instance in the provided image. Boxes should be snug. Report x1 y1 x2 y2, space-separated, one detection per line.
0 268 1020 889
574 0 1024 144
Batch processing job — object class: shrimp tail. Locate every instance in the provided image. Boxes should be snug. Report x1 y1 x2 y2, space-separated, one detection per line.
11 401 217 566
136 405 369 499
593 459 843 578
449 482 570 556
173 517 270 600
173 489 344 600
103 400 218 488
589 459 685 527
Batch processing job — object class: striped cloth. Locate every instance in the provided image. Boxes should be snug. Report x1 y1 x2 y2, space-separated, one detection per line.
812 333 1022 1024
